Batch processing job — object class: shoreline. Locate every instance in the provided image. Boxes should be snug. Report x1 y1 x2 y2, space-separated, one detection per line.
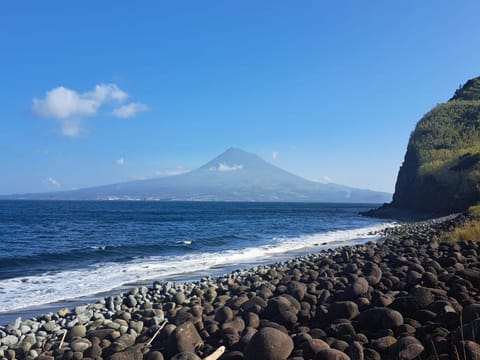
0 229 387 325
0 214 391 315
0 213 473 359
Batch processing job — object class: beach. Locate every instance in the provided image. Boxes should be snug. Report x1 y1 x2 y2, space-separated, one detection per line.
0 212 477 359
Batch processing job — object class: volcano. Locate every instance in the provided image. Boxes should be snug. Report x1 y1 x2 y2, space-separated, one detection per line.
5 148 391 202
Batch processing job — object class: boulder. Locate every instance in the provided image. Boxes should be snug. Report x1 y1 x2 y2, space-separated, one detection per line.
328 301 359 320
168 321 203 355
110 348 143 360
455 341 480 360
110 333 136 352
170 353 202 360
344 278 369 299
263 297 298 326
244 327 294 360
356 308 403 331
314 348 351 360
363 262 382 285
393 336 424 360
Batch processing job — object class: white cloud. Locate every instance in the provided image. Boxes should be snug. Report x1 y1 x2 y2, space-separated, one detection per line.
32 83 147 136
88 83 128 103
210 163 244 172
43 177 61 188
272 151 278 160
112 102 149 118
116 158 125 165
59 119 83 137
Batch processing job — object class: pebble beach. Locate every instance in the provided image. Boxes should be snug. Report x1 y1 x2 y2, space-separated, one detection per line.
1 213 479 360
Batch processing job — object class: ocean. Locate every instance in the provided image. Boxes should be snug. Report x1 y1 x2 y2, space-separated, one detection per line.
0 201 392 320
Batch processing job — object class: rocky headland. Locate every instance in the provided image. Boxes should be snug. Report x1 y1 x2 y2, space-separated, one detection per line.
2 213 480 359
369 76 480 217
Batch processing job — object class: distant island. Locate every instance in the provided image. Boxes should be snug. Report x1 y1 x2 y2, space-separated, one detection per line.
2 148 391 203
368 76 480 217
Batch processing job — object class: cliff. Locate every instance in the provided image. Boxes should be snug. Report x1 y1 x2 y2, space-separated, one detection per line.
384 76 480 214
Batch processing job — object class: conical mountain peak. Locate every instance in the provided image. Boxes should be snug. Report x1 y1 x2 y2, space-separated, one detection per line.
199 148 269 171
3 148 391 203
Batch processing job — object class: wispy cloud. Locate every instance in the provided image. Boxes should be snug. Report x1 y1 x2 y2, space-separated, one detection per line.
155 166 189 177
43 177 61 189
272 151 278 160
210 163 244 172
32 83 148 136
116 157 125 165
112 102 149 118
35 149 49 155
313 176 332 184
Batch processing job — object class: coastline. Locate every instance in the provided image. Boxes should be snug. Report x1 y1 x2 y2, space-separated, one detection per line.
0 226 389 325
0 213 474 359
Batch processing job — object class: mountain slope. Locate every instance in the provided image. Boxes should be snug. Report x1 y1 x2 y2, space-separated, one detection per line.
384 76 480 213
5 148 391 203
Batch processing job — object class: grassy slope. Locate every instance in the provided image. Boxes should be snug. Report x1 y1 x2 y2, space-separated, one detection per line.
392 77 480 212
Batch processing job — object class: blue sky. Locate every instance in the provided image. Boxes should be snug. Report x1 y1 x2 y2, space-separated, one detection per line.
1 1 480 194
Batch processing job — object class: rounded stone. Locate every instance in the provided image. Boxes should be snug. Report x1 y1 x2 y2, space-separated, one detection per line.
68 324 87 340
70 338 92 352
145 351 165 360
345 278 369 299
215 306 234 323
328 301 359 320
174 292 186 305
170 352 201 360
356 307 404 331
314 348 351 360
394 336 424 360
244 327 294 360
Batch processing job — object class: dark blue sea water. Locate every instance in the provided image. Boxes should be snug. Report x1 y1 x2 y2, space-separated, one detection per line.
0 201 392 314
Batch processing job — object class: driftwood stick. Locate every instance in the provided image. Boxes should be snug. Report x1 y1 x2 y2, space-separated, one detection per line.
203 346 226 360
146 320 167 346
58 330 67 349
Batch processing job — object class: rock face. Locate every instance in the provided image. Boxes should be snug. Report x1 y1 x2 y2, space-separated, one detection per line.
376 76 480 214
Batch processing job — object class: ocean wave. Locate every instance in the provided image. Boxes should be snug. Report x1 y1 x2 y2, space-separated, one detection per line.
176 240 193 245
0 222 395 312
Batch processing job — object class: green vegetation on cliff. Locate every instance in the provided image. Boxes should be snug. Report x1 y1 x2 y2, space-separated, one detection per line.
392 76 480 213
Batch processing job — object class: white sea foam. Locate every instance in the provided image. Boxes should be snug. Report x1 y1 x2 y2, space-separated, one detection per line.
176 240 192 245
0 222 395 312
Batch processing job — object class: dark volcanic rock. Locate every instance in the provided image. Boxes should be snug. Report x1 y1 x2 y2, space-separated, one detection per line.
167 321 203 356
263 296 298 326
301 338 330 358
145 351 165 360
328 301 359 321
410 286 434 309
454 319 480 342
344 278 369 299
346 341 364 360
170 352 202 360
3 213 475 360
455 341 480 360
392 336 424 360
243 327 294 360
314 348 351 360
110 347 143 360
363 262 382 285
356 308 403 331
